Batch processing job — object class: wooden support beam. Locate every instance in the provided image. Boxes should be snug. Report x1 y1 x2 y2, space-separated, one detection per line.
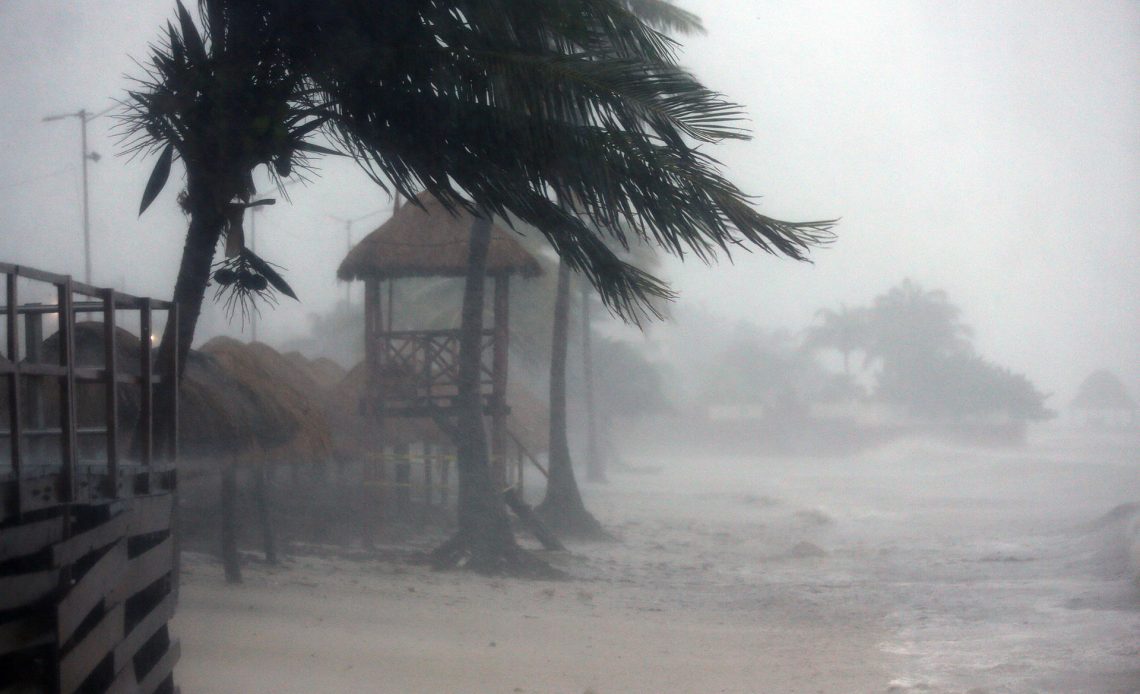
102 288 119 495
138 302 153 466
58 279 78 503
6 273 23 502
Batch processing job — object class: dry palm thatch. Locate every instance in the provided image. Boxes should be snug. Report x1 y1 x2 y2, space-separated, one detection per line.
338 193 543 282
199 337 333 465
282 351 347 390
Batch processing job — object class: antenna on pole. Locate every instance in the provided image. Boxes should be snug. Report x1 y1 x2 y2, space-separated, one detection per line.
43 106 112 285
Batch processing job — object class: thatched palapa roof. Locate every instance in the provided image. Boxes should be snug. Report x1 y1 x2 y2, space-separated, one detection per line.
337 192 543 281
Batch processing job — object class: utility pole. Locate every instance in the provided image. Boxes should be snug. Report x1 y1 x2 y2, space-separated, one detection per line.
43 108 108 285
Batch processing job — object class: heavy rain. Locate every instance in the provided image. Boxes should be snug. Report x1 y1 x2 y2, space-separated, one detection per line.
0 1 1136 692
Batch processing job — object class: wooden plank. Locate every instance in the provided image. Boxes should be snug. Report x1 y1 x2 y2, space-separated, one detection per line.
59 602 123 694
57 540 127 645
52 512 128 567
126 494 173 537
104 659 139 694
112 592 175 672
137 638 179 694
0 612 53 656
0 514 64 561
125 536 173 593
0 568 59 611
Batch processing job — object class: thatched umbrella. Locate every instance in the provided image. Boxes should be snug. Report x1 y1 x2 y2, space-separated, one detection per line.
199 337 333 466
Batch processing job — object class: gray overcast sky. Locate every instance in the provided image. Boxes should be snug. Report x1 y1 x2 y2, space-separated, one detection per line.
0 1 1136 401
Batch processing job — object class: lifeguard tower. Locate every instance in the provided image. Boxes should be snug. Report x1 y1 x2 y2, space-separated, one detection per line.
336 193 543 514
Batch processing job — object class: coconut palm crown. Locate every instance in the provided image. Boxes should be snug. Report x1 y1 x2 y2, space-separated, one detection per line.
121 1 833 353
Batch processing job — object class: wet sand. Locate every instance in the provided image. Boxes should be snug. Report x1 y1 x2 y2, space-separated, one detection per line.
172 466 895 694
172 426 1139 693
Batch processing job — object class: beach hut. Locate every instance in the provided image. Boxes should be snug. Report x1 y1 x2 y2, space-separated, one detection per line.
336 192 543 509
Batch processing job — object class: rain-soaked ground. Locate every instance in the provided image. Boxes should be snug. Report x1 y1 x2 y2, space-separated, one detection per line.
587 425 1139 693
174 425 1137 693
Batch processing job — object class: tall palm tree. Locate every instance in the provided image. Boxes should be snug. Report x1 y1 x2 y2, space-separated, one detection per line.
123 0 835 574
803 304 868 377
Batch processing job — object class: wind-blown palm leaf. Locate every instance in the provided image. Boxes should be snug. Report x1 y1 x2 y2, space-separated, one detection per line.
121 0 834 332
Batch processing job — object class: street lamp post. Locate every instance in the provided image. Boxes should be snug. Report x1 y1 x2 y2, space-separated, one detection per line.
43 108 106 285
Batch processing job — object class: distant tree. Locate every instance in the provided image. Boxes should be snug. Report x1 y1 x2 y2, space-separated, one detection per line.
803 303 868 377
853 280 1050 424
863 279 973 404
1070 370 1136 426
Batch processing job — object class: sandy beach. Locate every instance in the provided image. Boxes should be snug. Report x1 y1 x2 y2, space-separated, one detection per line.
171 428 1139 693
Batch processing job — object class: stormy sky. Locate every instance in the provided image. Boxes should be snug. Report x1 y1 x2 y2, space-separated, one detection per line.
0 0 1136 401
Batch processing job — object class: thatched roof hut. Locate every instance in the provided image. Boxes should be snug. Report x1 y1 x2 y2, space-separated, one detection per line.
337 192 543 281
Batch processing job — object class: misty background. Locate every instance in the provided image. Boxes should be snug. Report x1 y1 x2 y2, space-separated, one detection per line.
0 0 1136 405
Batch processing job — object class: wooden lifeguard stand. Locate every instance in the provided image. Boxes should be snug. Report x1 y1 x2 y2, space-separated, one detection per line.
337 193 542 496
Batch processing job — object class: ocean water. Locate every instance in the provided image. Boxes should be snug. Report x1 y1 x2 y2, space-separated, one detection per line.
604 425 1140 693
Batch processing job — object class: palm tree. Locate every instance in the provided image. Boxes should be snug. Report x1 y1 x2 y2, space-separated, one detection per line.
123 0 835 574
535 260 610 538
803 304 868 377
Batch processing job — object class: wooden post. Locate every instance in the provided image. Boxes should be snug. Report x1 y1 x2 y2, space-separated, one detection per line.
440 446 451 507
138 300 153 466
6 273 23 515
24 309 44 464
101 288 118 495
490 273 510 489
58 280 78 503
423 442 434 508
394 442 410 519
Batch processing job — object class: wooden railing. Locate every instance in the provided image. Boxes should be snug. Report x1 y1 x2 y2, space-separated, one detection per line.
372 328 498 413
0 263 180 693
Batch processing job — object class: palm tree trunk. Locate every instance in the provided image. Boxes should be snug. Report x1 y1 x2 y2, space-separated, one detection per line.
536 260 607 539
581 277 606 483
152 181 227 454
431 212 551 575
